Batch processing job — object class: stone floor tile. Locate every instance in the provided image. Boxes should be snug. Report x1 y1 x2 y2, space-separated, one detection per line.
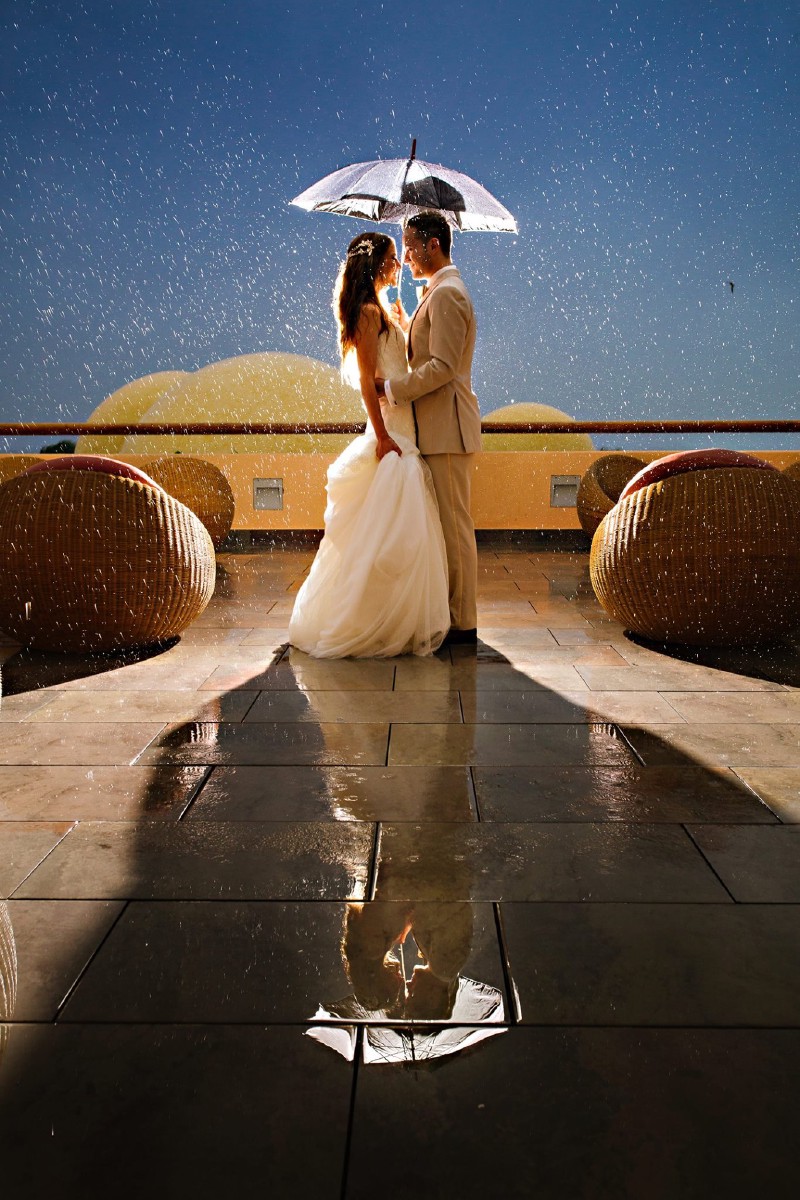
502 903 800 1025
0 765 206 821
346 1028 800 1199
197 659 294 690
25 689 258 724
490 559 546 579
474 581 525 599
13 820 374 901
236 627 293 647
0 690 64 721
550 628 629 647
661 691 800 723
392 656 465 691
621 723 800 768
0 822 74 897
578 657 791 696
733 768 800 822
138 721 389 766
0 1024 352 1197
461 689 684 724
187 765 475 822
375 822 729 902
480 611 592 630
473 764 777 823
172 627 253 646
615 639 800 689
260 656 397 691
51 658 230 692
0 723 167 766
577 663 786 692
687 824 800 901
192 606 282 628
2 899 124 1019
244 689 462 724
62 900 505 1024
456 628 560 653
462 661 589 690
1 645 192 694
388 722 636 767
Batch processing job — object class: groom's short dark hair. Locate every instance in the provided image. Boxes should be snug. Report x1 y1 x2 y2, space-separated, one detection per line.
406 210 452 256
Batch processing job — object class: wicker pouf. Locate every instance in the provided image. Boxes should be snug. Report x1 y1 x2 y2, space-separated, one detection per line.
0 470 215 651
590 467 800 645
576 454 647 536
142 456 235 548
784 461 800 483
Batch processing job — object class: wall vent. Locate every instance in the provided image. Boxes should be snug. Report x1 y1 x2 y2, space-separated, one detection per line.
253 477 284 510
549 474 580 508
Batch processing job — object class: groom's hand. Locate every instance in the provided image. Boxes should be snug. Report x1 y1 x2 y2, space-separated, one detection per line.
374 377 386 398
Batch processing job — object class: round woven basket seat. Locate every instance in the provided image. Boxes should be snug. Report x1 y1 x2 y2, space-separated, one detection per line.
784 461 800 483
590 467 800 645
576 454 646 537
0 469 215 651
141 456 235 548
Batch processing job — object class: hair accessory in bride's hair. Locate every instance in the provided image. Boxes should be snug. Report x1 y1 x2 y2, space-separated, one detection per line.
347 241 373 259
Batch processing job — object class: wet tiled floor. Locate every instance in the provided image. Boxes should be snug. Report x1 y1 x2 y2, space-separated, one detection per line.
1 541 799 1197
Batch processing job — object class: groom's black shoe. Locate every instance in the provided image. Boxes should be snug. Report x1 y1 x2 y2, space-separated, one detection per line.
443 627 478 646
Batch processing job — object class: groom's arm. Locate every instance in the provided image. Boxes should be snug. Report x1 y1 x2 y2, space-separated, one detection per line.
385 287 471 406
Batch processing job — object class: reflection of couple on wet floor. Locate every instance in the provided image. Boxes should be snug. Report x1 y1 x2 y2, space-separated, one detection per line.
315 842 505 1050
289 208 480 659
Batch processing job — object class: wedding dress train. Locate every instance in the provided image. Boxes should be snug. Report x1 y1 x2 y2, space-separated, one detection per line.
289 323 449 657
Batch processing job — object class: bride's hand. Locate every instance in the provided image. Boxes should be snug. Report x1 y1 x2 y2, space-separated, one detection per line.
376 433 402 460
389 298 409 331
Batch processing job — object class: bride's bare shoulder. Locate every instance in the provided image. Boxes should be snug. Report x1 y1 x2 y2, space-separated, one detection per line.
354 303 383 340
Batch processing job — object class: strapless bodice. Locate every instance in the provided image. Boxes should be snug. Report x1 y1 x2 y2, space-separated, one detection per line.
375 324 414 442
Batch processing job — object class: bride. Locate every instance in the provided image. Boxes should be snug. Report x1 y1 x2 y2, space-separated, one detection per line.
289 231 449 658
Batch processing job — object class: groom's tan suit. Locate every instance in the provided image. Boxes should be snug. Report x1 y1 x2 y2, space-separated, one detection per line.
387 265 480 631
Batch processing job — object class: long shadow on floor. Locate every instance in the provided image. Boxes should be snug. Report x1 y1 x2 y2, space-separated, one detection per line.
1 614 799 1196
627 630 800 688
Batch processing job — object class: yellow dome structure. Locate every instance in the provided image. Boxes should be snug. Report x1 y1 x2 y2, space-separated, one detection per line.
482 403 593 451
117 352 364 455
76 371 189 454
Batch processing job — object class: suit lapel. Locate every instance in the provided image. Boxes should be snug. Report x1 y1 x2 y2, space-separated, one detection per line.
406 267 461 361
407 290 430 361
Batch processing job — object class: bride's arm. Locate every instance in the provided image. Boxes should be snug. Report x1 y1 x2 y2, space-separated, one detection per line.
354 307 402 460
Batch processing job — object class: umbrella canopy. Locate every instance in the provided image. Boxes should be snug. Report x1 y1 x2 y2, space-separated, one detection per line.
305 975 506 1065
291 141 517 233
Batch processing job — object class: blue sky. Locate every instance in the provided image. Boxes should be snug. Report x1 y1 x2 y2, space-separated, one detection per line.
1 0 798 449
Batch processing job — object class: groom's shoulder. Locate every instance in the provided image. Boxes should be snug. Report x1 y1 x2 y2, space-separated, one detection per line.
436 271 474 309
436 269 471 295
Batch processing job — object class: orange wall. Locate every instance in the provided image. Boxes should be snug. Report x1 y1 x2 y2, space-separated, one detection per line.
2 450 798 531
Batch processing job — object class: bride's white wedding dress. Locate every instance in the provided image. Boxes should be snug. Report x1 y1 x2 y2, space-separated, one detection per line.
289 322 449 658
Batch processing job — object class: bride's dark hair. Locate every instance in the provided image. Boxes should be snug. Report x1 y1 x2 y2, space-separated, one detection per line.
333 231 393 359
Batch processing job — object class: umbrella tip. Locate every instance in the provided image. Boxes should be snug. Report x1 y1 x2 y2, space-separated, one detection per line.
410 138 417 161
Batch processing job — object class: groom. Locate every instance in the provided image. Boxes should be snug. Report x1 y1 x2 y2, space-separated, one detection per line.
378 210 480 645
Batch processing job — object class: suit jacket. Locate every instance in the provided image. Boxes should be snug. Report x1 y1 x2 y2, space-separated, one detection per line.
388 266 481 455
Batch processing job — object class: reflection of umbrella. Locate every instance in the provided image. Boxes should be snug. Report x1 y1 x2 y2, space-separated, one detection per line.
305 975 506 1065
291 139 517 233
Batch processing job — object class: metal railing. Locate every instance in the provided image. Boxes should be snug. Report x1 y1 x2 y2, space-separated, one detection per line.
1 420 799 437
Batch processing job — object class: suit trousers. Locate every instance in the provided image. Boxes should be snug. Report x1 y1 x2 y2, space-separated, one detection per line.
423 452 478 631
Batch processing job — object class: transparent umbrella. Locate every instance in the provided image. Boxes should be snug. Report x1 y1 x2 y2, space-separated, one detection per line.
291 139 518 234
305 974 506 1065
